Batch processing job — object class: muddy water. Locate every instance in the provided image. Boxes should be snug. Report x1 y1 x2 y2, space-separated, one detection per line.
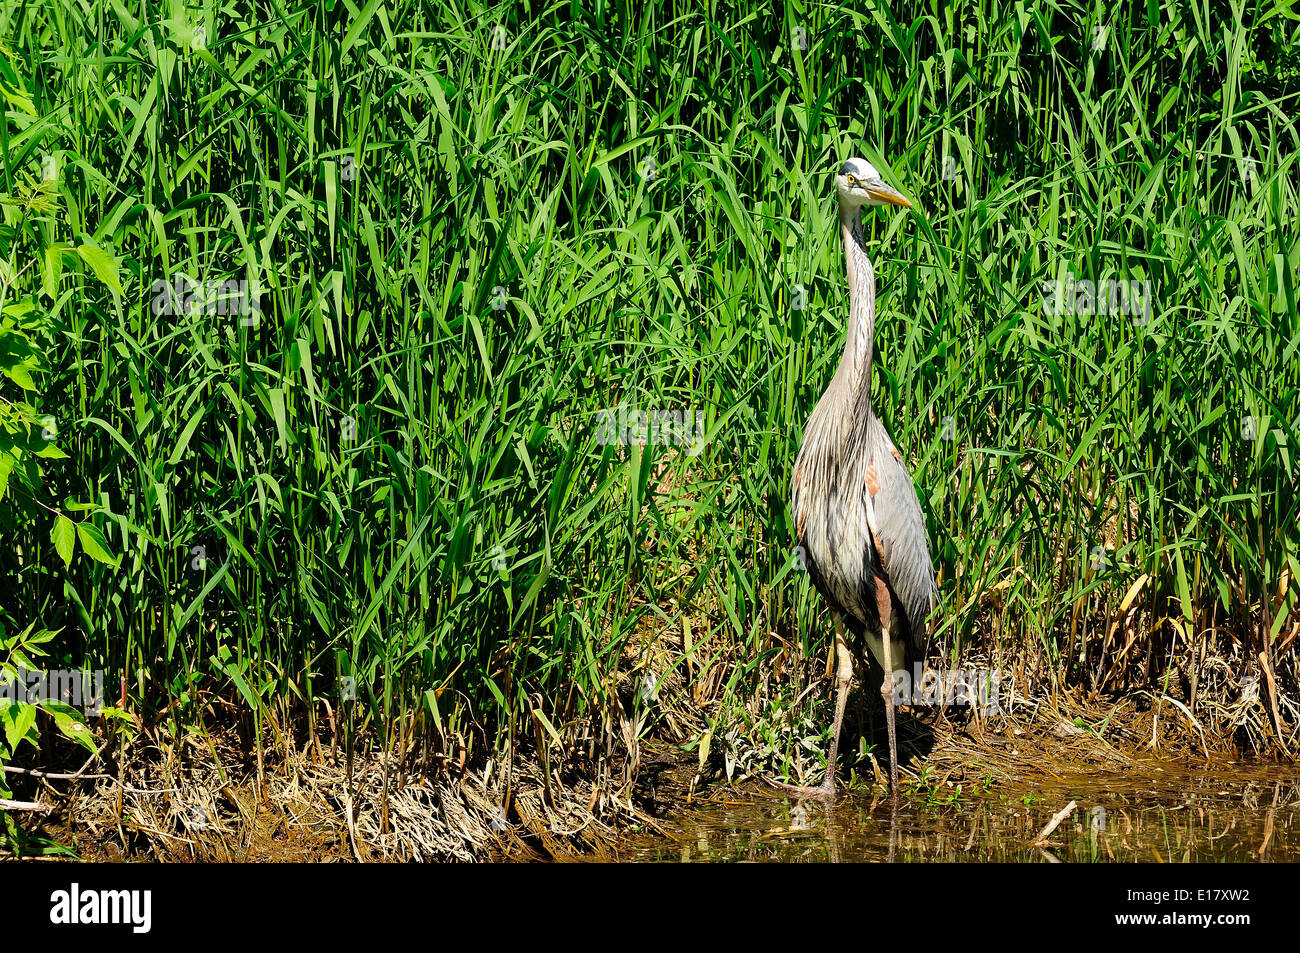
626 763 1300 862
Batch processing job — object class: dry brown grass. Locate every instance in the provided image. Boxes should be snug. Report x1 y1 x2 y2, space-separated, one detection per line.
37 726 633 862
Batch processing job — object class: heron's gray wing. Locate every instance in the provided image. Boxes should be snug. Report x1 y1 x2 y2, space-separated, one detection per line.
871 448 936 654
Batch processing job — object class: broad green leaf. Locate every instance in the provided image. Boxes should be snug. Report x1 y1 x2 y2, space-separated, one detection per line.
3 362 36 390
44 703 98 754
76 522 118 567
0 703 38 753
76 244 124 294
34 442 68 459
51 514 75 566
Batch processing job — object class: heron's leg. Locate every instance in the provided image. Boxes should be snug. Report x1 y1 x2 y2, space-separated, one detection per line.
821 625 854 790
887 798 899 863
863 660 880 784
767 624 853 798
875 576 900 803
879 632 899 801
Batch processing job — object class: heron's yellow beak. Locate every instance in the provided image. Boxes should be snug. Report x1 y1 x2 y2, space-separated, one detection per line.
867 180 912 208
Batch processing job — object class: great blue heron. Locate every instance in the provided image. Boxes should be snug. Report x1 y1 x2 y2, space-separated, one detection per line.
783 156 936 800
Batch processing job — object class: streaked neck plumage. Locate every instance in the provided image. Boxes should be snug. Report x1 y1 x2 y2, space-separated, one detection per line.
837 202 876 419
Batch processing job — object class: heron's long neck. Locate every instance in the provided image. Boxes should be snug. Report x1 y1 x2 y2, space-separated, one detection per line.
839 207 876 416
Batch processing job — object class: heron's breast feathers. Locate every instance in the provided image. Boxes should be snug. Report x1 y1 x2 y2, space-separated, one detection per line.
792 432 935 656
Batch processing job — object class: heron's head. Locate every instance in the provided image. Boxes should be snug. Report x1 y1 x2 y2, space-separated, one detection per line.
836 157 911 210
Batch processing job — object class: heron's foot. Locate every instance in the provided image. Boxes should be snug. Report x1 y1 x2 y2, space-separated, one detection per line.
764 776 836 799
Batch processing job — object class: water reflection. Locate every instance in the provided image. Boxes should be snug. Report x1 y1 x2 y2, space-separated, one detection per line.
627 763 1300 862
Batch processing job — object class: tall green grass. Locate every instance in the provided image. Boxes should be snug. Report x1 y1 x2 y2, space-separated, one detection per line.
2 0 1298 789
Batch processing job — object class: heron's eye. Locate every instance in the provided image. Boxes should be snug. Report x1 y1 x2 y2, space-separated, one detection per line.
846 174 857 185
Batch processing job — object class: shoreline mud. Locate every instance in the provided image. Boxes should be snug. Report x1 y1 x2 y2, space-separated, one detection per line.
10 684 1292 862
